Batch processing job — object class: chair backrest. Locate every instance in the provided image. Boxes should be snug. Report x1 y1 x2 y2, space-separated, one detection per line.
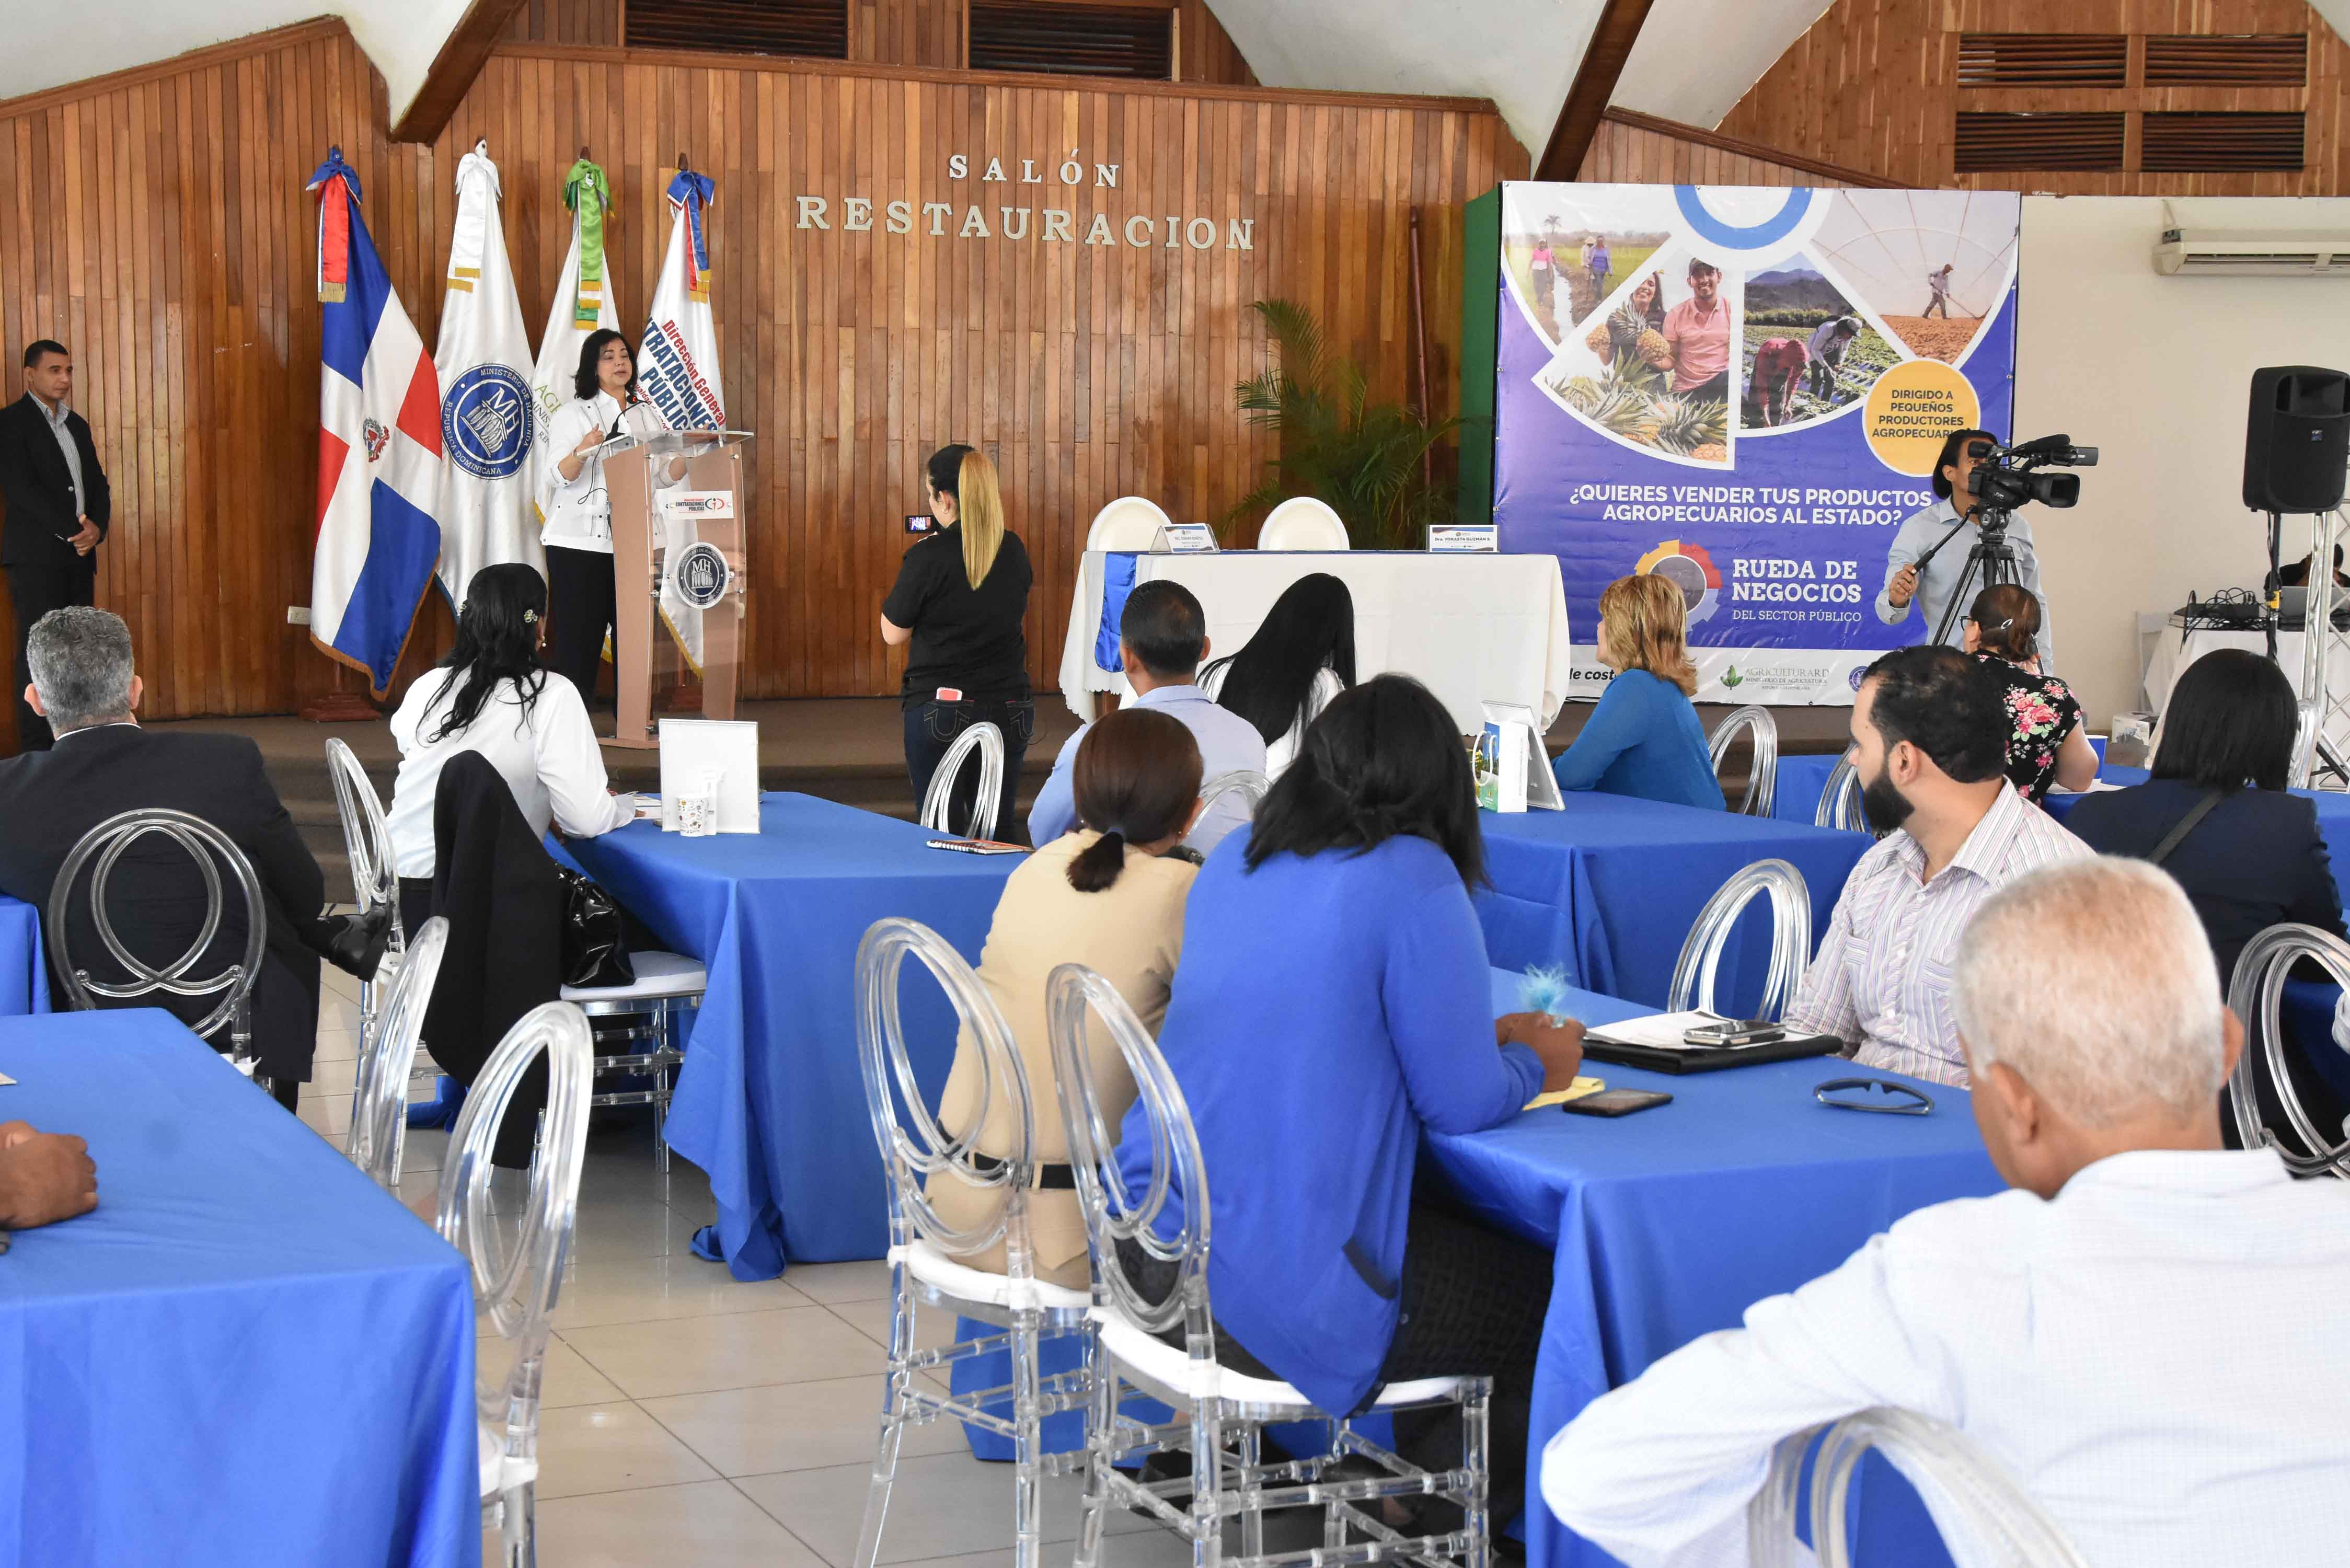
346 916 451 1190
439 1000 594 1478
2293 698 2321 788
1814 755 1869 833
47 808 267 1054
1708 706 1780 817
1087 496 1173 553
2226 921 2350 1177
919 721 1006 841
1257 497 1350 551
1749 1409 2090 1568
855 916 1041 1271
1197 769 1270 821
1668 858 1811 1022
325 737 402 933
1047 961 1211 1345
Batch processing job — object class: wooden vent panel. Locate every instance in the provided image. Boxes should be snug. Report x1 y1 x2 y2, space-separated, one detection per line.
966 3 1172 79
625 0 848 57
2141 112 2306 171
2144 34 2308 86
1956 33 2127 88
1954 111 2125 171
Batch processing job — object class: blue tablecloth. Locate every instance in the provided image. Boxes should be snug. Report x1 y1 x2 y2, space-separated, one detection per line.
2044 765 2350 909
0 896 43 1016
0 1009 478 1568
1776 739 2109 828
1427 969 2001 1568
1476 799 1869 1012
563 794 1021 1279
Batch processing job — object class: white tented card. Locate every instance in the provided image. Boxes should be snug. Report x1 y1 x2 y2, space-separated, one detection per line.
1478 700 1561 812
1427 524 1499 553
658 719 761 834
1153 524 1219 554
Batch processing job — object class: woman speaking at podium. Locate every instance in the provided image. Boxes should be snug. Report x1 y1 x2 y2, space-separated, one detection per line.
538 328 678 705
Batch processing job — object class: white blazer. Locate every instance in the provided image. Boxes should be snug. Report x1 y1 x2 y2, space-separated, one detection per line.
539 391 674 554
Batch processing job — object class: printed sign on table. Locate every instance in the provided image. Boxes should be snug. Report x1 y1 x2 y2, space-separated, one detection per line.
1488 183 2020 704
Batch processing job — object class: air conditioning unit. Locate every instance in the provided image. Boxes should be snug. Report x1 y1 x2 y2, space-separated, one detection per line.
2155 200 2350 274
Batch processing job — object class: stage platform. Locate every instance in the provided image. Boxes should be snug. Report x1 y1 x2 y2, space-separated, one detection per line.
147 697 1854 901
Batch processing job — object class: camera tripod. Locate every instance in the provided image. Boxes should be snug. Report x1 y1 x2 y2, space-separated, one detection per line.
1919 504 2025 652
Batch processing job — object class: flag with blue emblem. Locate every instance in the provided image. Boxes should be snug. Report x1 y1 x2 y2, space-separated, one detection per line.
641 166 727 668
309 146 442 695
433 141 539 606
529 157 620 534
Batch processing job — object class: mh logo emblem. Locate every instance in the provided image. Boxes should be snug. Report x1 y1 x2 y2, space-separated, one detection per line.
672 541 734 610
442 365 534 480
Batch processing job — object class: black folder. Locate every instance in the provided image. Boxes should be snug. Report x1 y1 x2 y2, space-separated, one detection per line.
1579 1030 1844 1075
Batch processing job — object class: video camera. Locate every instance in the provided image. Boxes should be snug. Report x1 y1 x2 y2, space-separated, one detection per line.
1964 433 2098 514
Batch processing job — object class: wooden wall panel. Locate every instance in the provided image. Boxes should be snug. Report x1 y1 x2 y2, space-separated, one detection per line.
0 19 1514 738
1718 0 2350 195
503 0 623 46
1575 109 1900 187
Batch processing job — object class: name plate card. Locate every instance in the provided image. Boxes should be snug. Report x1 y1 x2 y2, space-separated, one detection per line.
1153 524 1219 554
1427 524 1499 553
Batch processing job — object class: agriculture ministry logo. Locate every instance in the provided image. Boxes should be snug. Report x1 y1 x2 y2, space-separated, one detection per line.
1634 539 1723 628
441 365 533 480
671 541 734 610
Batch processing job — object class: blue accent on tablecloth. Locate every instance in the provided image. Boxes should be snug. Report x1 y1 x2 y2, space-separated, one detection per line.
0 1009 478 1568
562 795 1022 1281
0 895 47 1016
1474 798 1869 1011
1775 738 2106 827
1095 552 1140 672
1423 969 1997 1568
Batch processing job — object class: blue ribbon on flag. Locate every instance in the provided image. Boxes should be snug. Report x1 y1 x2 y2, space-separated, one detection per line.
305 146 361 202
667 169 715 276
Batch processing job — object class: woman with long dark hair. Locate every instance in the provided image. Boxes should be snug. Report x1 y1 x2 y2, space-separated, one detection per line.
536 328 680 706
1111 674 1586 1528
1199 571 1354 779
1964 582 2096 801
385 562 632 933
881 443 1035 836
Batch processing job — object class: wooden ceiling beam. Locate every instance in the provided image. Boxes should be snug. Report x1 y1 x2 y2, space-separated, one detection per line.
390 0 535 144
1536 0 1657 181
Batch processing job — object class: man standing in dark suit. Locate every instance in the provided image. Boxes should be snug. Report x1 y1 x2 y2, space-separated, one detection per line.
0 609 380 1109
0 341 109 752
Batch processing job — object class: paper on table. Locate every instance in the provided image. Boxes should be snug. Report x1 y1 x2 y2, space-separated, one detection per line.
1584 1010 1775 1051
1525 1076 1606 1110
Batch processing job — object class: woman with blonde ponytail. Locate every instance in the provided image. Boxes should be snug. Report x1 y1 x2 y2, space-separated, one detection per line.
881 443 1036 836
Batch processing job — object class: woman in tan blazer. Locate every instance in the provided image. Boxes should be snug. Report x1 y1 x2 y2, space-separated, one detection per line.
926 706 1205 1287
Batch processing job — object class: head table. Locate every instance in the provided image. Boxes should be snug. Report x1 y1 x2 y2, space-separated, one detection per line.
0 1010 478 1568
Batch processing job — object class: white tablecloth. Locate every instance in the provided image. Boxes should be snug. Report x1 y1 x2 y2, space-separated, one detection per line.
1057 551 1575 733
2140 625 2350 712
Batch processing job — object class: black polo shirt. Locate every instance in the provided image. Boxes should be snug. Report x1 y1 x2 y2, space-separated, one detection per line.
882 524 1032 706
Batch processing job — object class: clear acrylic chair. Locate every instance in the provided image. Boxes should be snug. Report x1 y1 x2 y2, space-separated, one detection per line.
1668 859 1812 1023
325 737 405 1042
2226 922 2350 1177
439 1000 595 1568
1814 755 1869 833
1709 706 1780 816
563 952 706 1175
853 917 1092 1568
48 807 270 1084
1198 768 1271 820
1749 1408 2090 1567
347 915 450 1189
1049 960 1492 1568
920 721 1007 841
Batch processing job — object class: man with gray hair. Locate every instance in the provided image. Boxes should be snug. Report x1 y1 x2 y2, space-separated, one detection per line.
1542 857 2350 1565
0 608 380 1109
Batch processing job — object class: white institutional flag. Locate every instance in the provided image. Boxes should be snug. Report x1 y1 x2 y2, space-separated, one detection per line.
638 168 728 668
432 141 539 606
529 157 619 531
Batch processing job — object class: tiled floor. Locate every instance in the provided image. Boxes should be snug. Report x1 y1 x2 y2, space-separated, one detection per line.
312 963 1199 1568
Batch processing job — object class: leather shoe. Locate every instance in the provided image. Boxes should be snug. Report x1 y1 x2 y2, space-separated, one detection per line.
324 906 395 982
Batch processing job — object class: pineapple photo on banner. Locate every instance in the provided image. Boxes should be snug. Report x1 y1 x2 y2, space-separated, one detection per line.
1473 184 2020 705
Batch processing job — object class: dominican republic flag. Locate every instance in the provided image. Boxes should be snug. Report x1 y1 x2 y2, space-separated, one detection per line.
309 146 443 694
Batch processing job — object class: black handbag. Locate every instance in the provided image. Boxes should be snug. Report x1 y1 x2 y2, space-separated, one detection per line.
556 868 636 989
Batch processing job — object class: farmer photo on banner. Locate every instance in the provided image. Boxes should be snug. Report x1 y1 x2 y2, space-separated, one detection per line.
434 141 538 606
637 167 727 670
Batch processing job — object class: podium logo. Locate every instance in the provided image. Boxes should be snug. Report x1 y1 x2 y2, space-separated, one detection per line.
672 541 734 611
442 365 534 480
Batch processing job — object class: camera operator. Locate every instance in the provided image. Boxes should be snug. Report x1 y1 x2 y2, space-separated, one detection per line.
1877 428 2054 668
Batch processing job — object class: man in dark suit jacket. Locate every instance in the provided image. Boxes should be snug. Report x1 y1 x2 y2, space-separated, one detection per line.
0 608 373 1109
0 340 109 752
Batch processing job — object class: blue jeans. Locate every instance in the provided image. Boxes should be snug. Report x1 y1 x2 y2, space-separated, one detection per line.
904 696 1033 842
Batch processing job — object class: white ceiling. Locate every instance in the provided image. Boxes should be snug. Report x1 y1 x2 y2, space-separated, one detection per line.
11 0 2350 174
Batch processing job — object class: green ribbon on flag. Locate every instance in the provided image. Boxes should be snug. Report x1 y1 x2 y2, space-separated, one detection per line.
565 157 611 327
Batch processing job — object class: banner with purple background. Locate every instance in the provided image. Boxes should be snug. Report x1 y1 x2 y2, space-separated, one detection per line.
1476 183 2019 705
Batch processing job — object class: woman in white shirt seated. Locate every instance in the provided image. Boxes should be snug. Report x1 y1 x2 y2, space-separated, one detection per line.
1199 571 1354 779
538 328 679 705
385 563 633 933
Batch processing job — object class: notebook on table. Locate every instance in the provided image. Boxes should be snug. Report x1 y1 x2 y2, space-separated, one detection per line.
1580 1010 1844 1075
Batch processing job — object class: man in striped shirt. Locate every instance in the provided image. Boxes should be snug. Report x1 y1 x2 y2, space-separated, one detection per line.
1787 645 2088 1086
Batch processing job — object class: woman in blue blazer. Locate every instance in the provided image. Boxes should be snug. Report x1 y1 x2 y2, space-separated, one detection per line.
1551 573 1722 810
1115 674 1586 1526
